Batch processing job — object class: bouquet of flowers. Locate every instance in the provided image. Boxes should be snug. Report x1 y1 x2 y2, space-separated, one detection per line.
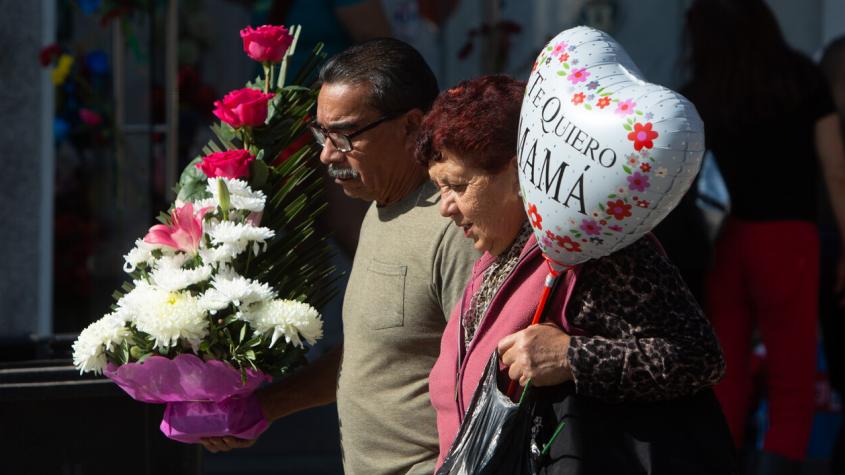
72 24 335 443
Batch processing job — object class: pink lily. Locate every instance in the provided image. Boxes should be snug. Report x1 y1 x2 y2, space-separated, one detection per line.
144 203 211 254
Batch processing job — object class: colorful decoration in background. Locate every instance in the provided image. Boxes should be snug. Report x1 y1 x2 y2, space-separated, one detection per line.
40 42 113 146
72 24 335 443
517 26 704 270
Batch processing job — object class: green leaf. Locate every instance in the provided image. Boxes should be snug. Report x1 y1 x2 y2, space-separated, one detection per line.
623 165 632 174
584 104 592 110
250 159 269 188
636 110 644 116
598 204 606 211
177 156 211 203
557 71 565 76
623 124 632 131
563 63 570 69
608 194 617 198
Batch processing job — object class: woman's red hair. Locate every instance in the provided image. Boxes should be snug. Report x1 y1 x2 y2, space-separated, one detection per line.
415 74 526 173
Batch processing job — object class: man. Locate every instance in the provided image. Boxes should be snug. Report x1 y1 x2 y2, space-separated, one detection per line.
202 38 479 475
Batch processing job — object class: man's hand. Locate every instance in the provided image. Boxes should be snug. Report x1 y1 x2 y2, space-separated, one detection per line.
199 436 256 453
497 322 573 387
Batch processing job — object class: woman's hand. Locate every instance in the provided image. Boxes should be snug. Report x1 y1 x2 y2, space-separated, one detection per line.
497 322 573 387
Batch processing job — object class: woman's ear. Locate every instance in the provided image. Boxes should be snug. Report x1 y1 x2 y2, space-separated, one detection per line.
509 155 522 196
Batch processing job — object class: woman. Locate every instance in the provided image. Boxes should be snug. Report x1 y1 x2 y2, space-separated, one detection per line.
684 1 845 470
417 75 732 473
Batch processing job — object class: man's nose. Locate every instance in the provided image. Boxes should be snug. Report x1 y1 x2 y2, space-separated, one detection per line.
319 139 343 165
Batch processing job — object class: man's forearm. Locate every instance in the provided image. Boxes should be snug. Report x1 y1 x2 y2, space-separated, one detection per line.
257 345 342 422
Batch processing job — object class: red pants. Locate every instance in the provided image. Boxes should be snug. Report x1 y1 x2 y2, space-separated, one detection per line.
706 218 818 461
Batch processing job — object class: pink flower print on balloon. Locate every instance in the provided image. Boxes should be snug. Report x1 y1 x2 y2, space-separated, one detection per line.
144 203 211 254
609 224 624 232
615 99 636 116
558 52 570 63
580 219 602 236
637 199 650 208
568 68 590 85
552 42 568 56
597 97 611 109
640 162 652 173
572 92 585 105
627 172 650 192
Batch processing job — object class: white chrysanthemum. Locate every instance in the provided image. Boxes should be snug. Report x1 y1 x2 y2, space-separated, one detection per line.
123 239 160 273
192 197 218 210
150 264 213 292
207 221 274 256
119 282 208 351
207 178 266 212
198 274 276 313
72 312 131 374
198 242 248 265
243 299 323 348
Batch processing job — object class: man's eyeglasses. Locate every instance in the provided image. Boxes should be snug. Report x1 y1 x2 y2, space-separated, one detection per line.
309 114 400 153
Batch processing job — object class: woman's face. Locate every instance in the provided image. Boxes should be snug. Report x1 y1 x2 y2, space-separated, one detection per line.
428 149 526 256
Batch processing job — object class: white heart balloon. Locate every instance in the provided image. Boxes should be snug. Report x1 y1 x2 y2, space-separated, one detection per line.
518 26 704 269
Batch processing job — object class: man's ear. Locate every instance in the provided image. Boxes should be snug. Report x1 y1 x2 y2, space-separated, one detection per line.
403 109 425 142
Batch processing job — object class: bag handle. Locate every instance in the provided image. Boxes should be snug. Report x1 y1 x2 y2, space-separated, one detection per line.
506 261 570 399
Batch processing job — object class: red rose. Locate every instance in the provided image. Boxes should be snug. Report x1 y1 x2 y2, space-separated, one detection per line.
196 150 255 179
213 88 275 129
240 25 294 63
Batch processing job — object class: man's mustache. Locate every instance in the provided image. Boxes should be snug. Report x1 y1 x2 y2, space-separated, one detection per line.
327 164 360 180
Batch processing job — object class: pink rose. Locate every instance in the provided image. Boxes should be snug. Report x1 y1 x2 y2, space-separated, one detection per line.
213 88 275 129
196 149 255 179
240 25 294 63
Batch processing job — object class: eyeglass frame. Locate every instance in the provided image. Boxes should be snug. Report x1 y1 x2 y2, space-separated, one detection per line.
308 112 403 153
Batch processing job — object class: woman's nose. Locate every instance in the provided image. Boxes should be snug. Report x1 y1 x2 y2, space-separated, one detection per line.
439 193 457 218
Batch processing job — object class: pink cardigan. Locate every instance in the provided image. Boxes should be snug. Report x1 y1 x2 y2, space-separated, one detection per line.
428 233 726 470
428 234 578 468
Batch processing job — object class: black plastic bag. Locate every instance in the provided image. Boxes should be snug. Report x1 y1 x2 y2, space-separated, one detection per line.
436 351 538 475
437 351 738 475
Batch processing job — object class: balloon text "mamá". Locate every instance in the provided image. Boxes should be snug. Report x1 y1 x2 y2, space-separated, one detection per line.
518 71 620 216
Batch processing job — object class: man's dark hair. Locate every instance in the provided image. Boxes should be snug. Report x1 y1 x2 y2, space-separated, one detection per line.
319 38 439 115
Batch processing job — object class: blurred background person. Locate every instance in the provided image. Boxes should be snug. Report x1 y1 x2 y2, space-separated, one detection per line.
683 1 845 473
819 34 845 475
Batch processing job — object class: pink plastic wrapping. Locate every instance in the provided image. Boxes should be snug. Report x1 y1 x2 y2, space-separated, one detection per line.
104 353 272 443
